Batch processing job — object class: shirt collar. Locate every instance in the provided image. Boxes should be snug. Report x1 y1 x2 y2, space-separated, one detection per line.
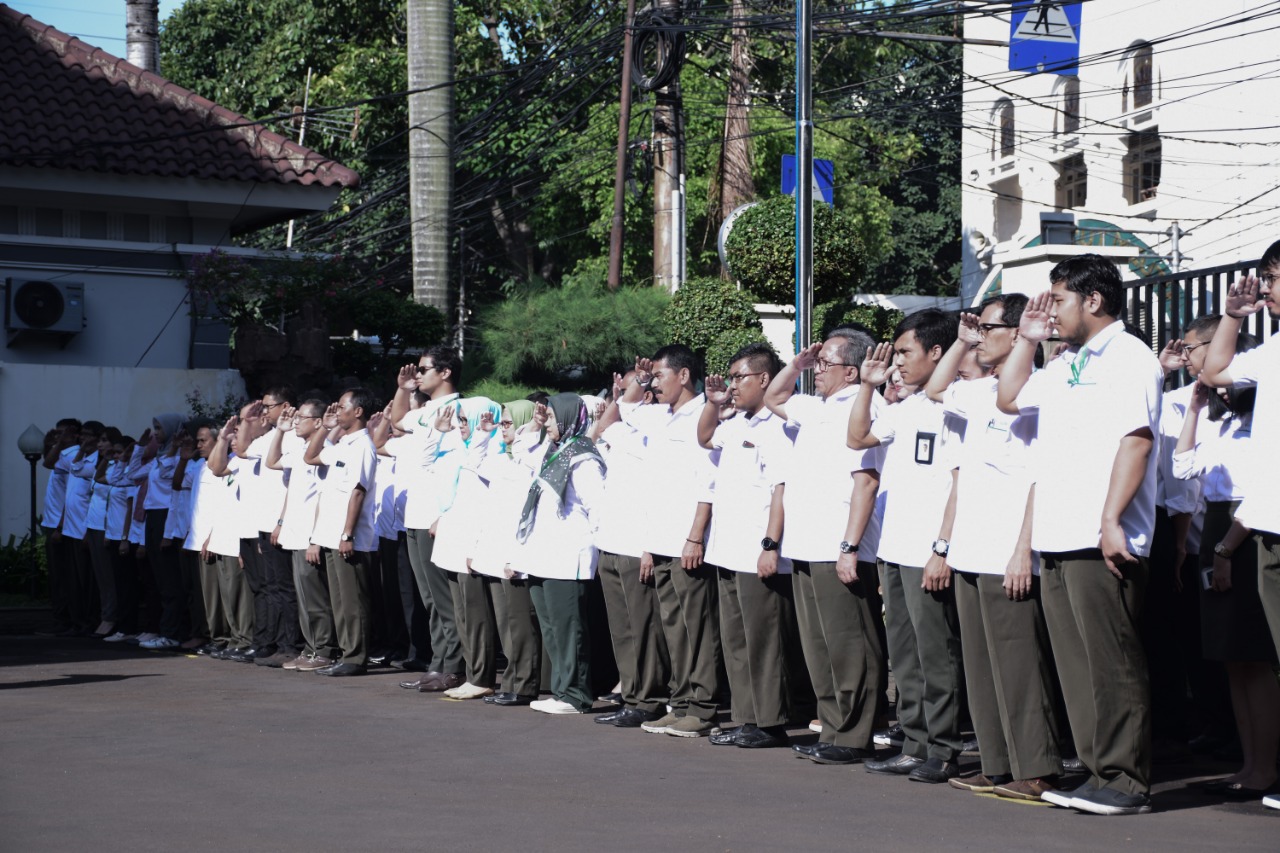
825 383 860 404
339 428 369 445
1081 319 1126 356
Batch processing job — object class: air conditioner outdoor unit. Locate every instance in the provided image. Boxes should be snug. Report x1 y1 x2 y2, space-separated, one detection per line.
5 278 85 334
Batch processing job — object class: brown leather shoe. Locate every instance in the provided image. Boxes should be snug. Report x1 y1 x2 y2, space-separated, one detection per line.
400 671 445 690
994 777 1058 801
418 672 464 692
949 773 1000 793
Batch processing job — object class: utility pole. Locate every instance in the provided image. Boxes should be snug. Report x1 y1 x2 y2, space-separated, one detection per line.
285 67 313 250
652 0 683 292
795 0 814 391
607 0 638 291
407 0 454 313
124 0 160 73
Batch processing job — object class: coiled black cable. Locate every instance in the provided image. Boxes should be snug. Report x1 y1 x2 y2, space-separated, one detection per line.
630 14 686 91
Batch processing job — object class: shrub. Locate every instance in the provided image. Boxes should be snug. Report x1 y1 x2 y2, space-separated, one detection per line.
664 276 763 369
704 326 771 376
465 378 545 405
477 277 669 387
724 195 870 305
814 300 905 344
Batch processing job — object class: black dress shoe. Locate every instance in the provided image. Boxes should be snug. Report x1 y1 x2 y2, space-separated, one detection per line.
389 657 427 672
317 662 367 676
595 709 629 724
490 693 534 706
1061 756 1086 773
865 752 926 775
367 652 390 666
792 741 829 759
485 692 515 705
611 708 660 728
737 726 790 749
224 648 257 663
908 757 960 783
709 725 747 745
808 744 871 764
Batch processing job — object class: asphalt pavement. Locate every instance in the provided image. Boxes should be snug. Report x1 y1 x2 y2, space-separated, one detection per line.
1 635 1275 852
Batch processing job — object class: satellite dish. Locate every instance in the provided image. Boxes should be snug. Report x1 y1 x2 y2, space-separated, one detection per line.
717 202 759 279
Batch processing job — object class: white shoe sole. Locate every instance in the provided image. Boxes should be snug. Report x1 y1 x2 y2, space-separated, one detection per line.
665 727 712 738
1068 796 1151 816
641 723 672 734
1041 790 1077 808
809 722 822 733
1262 796 1280 809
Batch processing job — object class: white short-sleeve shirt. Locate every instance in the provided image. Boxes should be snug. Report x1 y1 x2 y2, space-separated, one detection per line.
278 448 323 552
1015 320 1162 555
593 422 651 558
1229 336 1280 534
1156 383 1204 554
1172 411 1252 504
41 446 76 529
395 394 460 530
312 429 378 552
61 450 97 539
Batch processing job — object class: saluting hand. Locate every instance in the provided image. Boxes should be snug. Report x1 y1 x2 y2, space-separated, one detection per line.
633 356 655 385
1019 291 1055 343
957 312 983 346
531 402 549 431
793 342 821 371
704 374 730 406
1224 276 1265 318
322 403 341 430
398 363 419 391
1158 339 1186 374
277 406 297 431
860 342 895 387
434 405 457 433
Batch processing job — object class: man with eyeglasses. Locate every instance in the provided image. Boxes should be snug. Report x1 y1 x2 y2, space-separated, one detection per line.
763 327 887 765
1198 239 1280 812
849 309 964 784
698 342 797 749
384 345 467 693
921 295 1064 802
235 387 304 668
996 254 1161 816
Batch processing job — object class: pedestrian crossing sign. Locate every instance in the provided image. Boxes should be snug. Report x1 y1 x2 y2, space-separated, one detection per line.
1009 0 1082 76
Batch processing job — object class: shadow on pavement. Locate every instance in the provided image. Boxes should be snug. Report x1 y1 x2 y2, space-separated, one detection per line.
0 672 164 690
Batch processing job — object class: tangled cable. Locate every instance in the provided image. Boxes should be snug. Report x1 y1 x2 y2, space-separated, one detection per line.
630 13 686 91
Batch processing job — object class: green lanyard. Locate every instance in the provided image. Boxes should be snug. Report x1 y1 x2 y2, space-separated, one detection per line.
1068 349 1092 387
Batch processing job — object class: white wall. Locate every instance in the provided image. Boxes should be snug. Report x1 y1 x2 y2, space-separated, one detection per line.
962 2 1280 301
0 362 245 541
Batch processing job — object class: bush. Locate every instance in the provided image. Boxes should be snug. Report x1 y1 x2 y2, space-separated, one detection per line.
814 300 905 344
724 195 869 305
477 277 669 388
705 326 771 376
0 533 47 601
465 378 545 405
664 276 763 369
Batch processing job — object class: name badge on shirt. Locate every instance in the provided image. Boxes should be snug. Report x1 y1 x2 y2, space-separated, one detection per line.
335 461 346 468
915 431 936 465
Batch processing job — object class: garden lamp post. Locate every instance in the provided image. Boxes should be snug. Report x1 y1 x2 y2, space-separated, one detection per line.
17 424 45 598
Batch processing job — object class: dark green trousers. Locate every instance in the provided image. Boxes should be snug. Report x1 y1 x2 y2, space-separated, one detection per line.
291 549 337 659
405 528 463 674
652 557 721 722
449 570 498 688
217 554 254 649
880 562 964 762
494 577 542 698
529 577 593 710
1041 552 1151 796
955 571 1062 780
717 568 793 729
599 551 671 713
794 560 884 749
1259 533 1280 653
325 549 371 666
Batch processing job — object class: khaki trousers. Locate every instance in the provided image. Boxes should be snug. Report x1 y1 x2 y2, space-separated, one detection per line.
652 557 721 722
292 549 338 659
598 551 671 713
717 567 793 729
325 549 371 666
494 577 542 698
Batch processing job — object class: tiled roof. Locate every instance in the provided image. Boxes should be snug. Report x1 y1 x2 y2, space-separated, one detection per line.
0 4 359 189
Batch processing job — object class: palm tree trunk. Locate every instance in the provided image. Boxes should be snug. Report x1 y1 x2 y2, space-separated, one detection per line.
407 0 454 312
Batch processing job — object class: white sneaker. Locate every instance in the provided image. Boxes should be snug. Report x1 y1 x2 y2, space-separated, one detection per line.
808 720 822 734
142 636 178 649
102 632 128 643
135 632 158 643
1263 795 1280 810
445 682 495 700
529 698 584 715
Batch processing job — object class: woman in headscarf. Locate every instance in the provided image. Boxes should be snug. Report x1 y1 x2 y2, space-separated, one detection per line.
513 393 606 714
431 397 506 700
469 400 542 706
126 412 187 649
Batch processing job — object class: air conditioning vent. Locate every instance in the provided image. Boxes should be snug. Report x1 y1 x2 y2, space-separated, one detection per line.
5 278 85 334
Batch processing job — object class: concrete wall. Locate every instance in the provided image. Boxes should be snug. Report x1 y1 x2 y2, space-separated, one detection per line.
0 362 245 541
961 3 1280 302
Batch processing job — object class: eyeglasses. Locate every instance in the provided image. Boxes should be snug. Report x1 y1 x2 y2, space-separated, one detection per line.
416 364 437 375
977 323 1015 337
262 401 285 410
1180 341 1210 355
814 358 849 372
1261 274 1278 286
727 371 765 384
498 420 514 428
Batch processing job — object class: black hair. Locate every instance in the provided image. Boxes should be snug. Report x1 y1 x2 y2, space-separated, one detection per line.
81 420 105 437
979 292 1029 328
652 343 703 384
297 398 328 418
526 390 550 405
1208 332 1260 422
342 388 377 421
420 344 462 386
1048 253 1124 316
118 434 135 445
893 308 958 355
826 326 875 368
1186 314 1221 339
1260 239 1280 273
727 341 783 377
56 417 82 430
102 426 122 444
263 386 296 406
1124 320 1147 341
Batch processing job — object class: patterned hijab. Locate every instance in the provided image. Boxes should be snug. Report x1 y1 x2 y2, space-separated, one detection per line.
515 393 604 543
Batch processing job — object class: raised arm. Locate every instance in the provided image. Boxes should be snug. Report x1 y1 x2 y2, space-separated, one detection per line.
764 343 819 420
847 342 893 450
925 313 982 402
388 364 420 427
265 407 295 471
1201 276 1263 387
697 375 731 449
206 416 236 477
997 291 1053 414
304 404 340 466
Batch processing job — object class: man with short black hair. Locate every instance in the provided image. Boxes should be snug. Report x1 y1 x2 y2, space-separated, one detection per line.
849 309 965 784
997 253 1161 816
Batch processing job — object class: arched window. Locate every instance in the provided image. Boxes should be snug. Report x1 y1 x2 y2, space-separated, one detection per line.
1063 78 1080 134
993 100 1015 159
1124 130 1161 203
1133 44 1153 108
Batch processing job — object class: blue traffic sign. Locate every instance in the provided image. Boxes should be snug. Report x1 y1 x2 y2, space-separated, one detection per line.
1009 1 1082 76
781 155 834 206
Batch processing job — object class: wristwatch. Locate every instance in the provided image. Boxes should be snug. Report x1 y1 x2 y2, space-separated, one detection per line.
839 540 858 555
1213 541 1234 559
761 537 779 552
340 534 354 543
932 538 950 557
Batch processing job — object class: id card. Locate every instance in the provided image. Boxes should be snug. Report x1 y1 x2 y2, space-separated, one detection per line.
1201 567 1214 591
915 431 936 465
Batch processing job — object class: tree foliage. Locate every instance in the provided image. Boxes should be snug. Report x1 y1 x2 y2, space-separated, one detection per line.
663 276 764 372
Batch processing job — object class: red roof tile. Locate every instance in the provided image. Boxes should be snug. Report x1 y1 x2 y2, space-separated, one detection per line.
0 4 359 189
